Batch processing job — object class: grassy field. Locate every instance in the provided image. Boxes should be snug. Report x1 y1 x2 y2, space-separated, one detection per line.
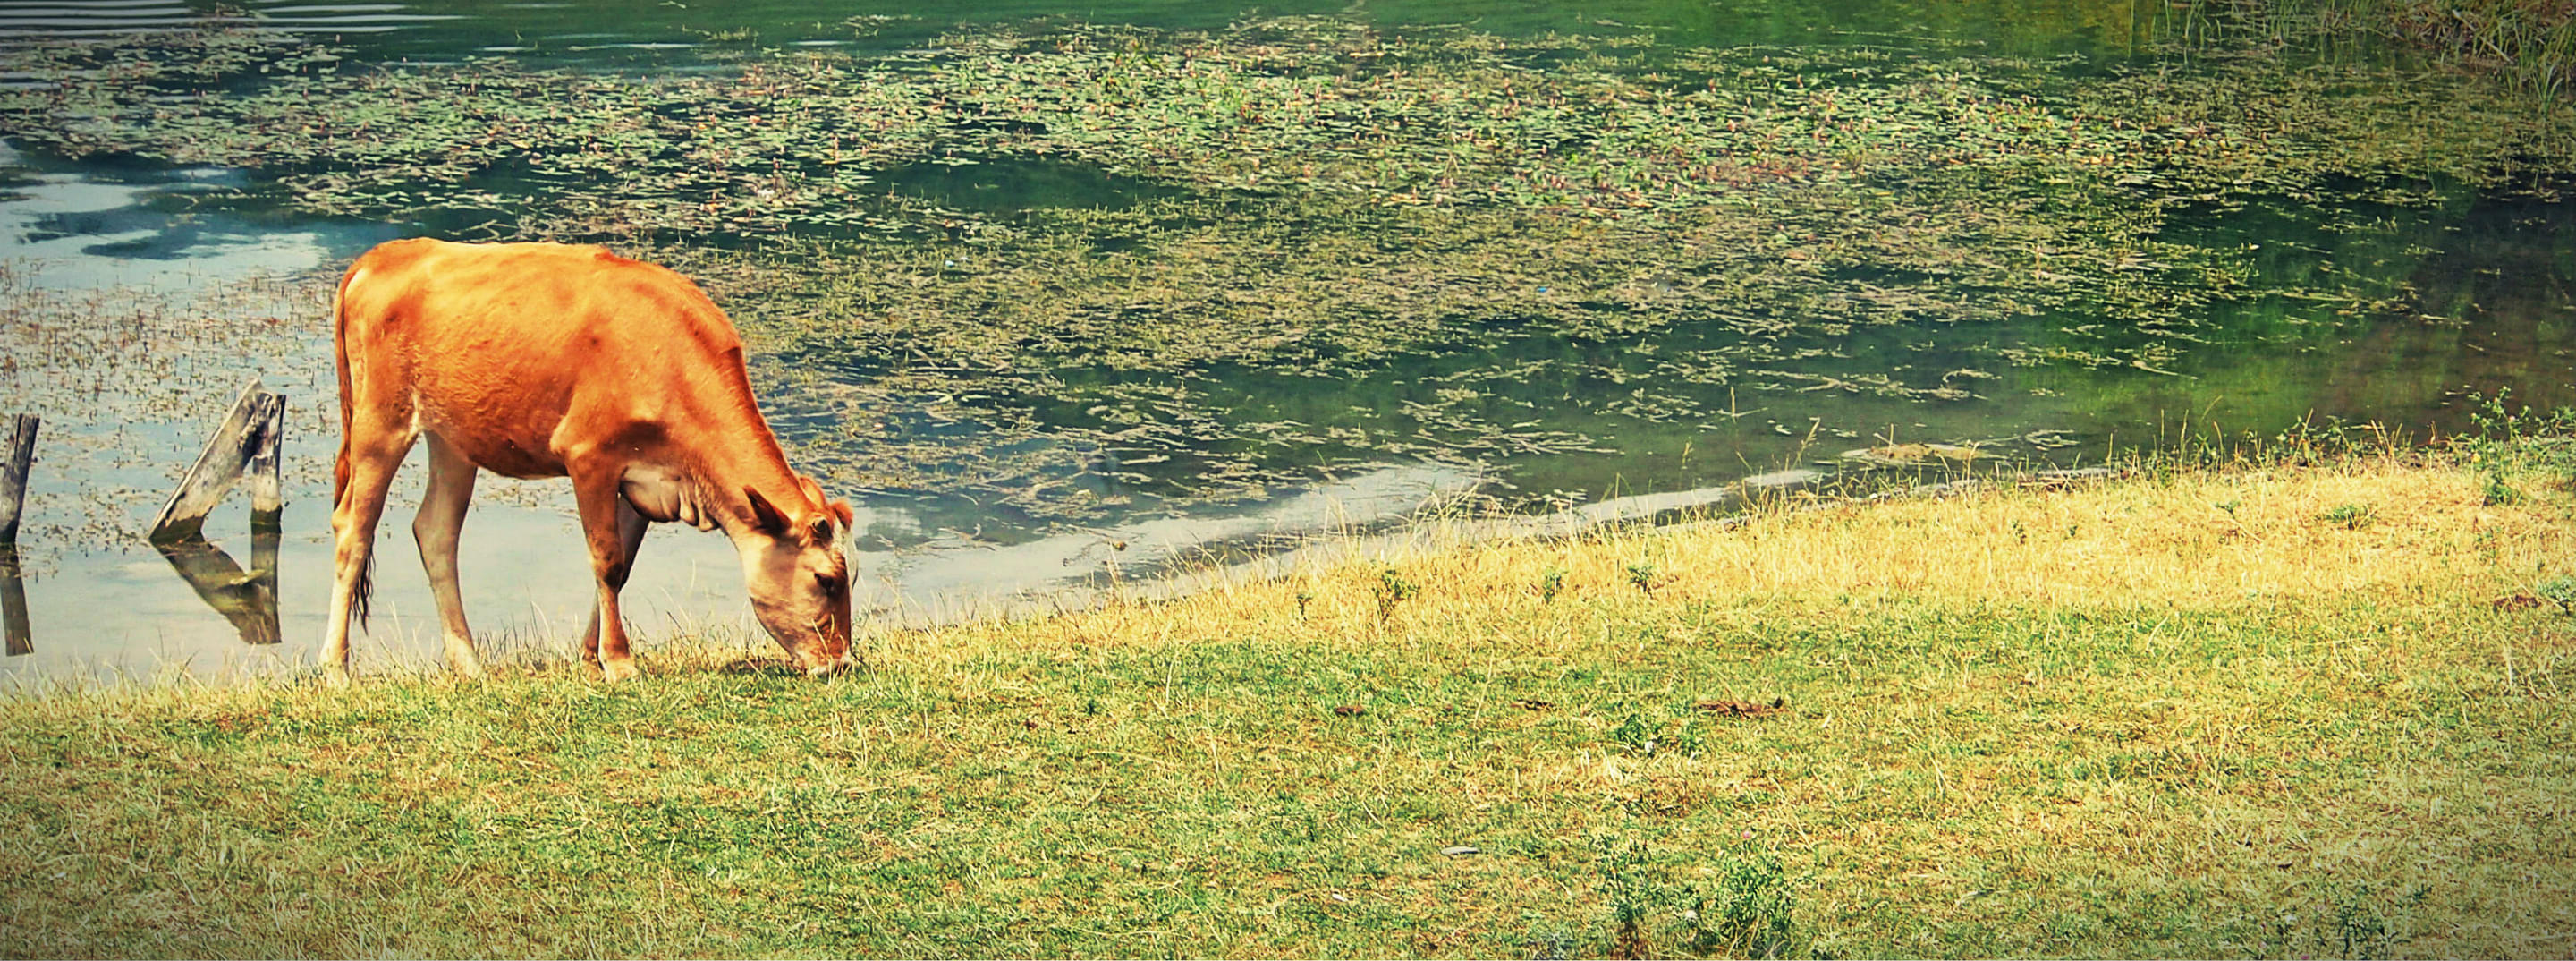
2 452 2572 957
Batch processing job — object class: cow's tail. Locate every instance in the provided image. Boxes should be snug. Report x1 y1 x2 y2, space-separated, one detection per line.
330 266 373 631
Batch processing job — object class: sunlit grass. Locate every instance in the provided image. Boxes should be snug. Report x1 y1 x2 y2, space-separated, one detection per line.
2 453 2569 957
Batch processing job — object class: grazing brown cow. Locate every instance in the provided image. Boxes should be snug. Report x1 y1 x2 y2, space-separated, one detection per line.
326 238 854 681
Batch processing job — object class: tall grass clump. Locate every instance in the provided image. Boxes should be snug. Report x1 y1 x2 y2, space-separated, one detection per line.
2370 0 2576 93
2183 0 2576 93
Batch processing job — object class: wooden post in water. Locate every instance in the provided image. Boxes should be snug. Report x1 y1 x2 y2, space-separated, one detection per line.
148 384 287 645
246 406 282 646
0 414 35 656
0 546 27 657
0 413 36 545
247 392 285 533
150 380 287 544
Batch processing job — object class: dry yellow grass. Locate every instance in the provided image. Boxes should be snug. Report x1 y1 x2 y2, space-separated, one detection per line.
920 455 2561 659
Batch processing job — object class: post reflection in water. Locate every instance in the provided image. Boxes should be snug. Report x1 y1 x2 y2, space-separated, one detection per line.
151 512 284 648
1 546 28 657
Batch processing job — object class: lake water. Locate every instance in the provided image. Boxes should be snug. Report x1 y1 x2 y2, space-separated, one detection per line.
0 0 2569 682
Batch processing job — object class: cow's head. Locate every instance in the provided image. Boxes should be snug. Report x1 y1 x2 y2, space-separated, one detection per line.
736 476 855 675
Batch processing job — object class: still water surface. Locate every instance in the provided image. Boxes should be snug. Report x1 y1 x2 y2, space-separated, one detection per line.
0 0 2568 681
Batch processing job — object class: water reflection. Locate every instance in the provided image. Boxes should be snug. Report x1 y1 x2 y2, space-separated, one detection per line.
0 536 294 657
1 546 27 656
0 0 2210 85
152 529 281 647
0 142 397 290
0 503 289 657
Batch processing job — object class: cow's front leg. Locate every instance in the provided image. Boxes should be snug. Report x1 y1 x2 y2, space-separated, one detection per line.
571 463 649 682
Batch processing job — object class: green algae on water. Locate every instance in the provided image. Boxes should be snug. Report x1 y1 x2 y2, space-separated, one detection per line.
4 16 2570 524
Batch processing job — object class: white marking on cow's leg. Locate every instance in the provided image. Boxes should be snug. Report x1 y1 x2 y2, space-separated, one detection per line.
322 427 415 682
413 432 485 678
572 464 649 682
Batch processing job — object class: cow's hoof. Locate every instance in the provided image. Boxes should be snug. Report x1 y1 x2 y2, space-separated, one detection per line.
600 659 640 683
445 640 487 678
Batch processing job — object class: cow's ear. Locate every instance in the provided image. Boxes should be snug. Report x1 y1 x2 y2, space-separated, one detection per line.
745 486 792 534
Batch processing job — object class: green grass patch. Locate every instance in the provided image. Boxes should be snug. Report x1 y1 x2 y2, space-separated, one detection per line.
3 456 2571 957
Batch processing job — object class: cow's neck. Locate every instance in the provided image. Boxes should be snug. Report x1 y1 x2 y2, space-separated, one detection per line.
622 429 802 540
680 431 806 540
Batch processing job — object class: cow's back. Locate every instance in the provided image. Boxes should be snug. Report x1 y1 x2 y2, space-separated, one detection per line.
335 238 753 479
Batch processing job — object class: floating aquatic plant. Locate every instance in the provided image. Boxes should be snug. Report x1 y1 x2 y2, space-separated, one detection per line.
2 15 2568 527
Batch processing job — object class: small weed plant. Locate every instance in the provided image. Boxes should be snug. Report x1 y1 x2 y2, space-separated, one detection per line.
2318 503 2376 530
1681 839 1808 960
1373 566 1419 624
1595 831 1809 959
2465 388 2576 505
2537 574 2576 614
1627 562 1659 596
1606 710 1704 759
2279 880 2430 959
1600 836 1657 959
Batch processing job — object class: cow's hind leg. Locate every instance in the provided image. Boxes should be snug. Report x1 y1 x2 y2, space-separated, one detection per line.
572 463 650 682
323 417 416 681
413 432 485 677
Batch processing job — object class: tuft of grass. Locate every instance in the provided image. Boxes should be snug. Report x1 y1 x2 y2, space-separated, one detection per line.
2355 0 2575 95
1 454 2572 957
1371 566 1419 625
1600 835 1658 960
2280 880 2432 960
1681 840 1806 960
2463 388 2576 508
2318 501 2377 529
2482 470 2523 506
1625 562 1661 597
2536 574 2576 613
2177 0 2576 94
1538 567 1568 604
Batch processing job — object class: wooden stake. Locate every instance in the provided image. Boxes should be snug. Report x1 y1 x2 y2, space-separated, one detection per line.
0 413 36 544
150 380 286 544
3 415 39 655
248 393 285 532
0 546 26 657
